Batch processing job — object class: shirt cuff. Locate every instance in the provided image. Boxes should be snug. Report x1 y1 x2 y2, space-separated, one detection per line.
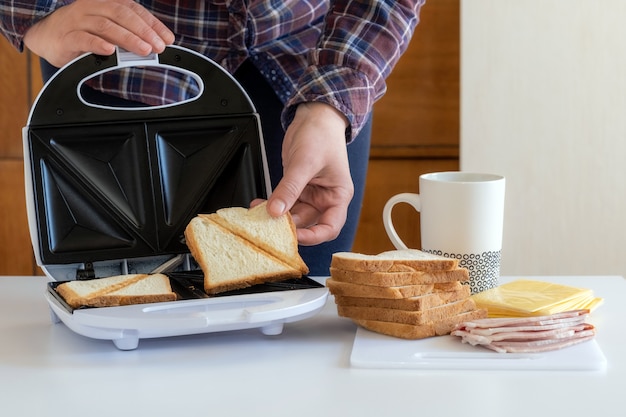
281 65 374 143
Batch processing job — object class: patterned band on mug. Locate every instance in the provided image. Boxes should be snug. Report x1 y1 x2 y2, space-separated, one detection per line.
423 249 501 294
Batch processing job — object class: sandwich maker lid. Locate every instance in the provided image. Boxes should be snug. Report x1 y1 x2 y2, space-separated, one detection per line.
22 46 328 350
23 45 271 271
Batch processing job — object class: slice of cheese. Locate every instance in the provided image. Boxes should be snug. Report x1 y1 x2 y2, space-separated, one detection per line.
471 279 604 317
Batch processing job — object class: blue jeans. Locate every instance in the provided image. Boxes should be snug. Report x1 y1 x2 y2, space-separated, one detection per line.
41 58 371 276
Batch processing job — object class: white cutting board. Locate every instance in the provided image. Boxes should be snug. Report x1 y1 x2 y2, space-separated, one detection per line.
350 327 607 371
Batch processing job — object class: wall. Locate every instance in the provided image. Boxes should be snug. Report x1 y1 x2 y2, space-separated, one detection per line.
461 1 626 276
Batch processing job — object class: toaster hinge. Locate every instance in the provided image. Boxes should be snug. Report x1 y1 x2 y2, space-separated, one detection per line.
76 262 96 280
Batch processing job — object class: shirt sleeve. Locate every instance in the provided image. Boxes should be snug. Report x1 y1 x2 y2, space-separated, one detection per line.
282 0 426 142
0 0 69 51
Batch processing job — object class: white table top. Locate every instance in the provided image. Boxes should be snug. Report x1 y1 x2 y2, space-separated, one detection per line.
1 275 624 417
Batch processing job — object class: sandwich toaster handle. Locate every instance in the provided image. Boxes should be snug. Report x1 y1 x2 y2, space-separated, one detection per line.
26 45 257 127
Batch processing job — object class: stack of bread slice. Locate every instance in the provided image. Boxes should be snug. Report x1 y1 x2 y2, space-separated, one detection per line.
327 250 488 339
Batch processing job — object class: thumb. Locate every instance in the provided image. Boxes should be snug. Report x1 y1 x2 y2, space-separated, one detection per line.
266 170 307 217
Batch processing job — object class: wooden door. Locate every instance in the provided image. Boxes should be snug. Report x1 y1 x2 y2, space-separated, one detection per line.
0 40 42 275
352 0 460 254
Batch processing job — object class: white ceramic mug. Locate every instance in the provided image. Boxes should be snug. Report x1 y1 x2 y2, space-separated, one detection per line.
382 171 505 294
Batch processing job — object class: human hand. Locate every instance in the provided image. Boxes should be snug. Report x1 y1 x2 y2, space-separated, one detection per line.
23 0 174 68
261 102 354 246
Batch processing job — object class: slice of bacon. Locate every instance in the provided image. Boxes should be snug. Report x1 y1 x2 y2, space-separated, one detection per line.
451 310 596 353
485 332 596 353
464 318 587 336
457 309 589 329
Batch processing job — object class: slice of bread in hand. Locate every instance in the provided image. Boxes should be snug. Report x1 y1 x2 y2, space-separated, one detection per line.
331 249 458 273
210 202 308 274
329 267 469 286
56 273 176 308
354 309 488 340
185 215 303 294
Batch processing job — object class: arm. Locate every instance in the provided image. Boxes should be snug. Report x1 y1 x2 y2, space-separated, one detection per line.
283 0 426 142
267 1 425 245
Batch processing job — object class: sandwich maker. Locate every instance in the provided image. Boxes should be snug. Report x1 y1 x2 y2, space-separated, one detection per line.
22 46 328 350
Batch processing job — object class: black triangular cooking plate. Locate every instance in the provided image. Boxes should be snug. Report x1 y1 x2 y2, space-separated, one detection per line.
154 124 240 226
27 116 266 264
48 128 150 230
25 47 268 266
41 157 138 254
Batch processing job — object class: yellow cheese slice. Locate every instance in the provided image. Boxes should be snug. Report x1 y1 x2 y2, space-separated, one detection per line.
471 279 604 317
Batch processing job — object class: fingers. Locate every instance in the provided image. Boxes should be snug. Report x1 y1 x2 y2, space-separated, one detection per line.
266 173 307 218
265 102 353 246
292 203 347 246
24 0 175 67
92 0 174 55
296 221 340 246
249 198 267 209
65 31 118 58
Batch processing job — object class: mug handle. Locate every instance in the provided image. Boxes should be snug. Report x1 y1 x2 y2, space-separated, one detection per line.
382 193 421 250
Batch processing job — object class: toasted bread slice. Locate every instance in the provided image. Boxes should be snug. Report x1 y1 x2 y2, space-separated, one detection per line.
56 273 175 308
56 274 147 308
331 250 458 273
83 274 176 307
185 215 302 294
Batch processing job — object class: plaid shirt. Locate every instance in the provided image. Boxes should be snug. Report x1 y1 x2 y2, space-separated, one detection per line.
1 0 425 139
